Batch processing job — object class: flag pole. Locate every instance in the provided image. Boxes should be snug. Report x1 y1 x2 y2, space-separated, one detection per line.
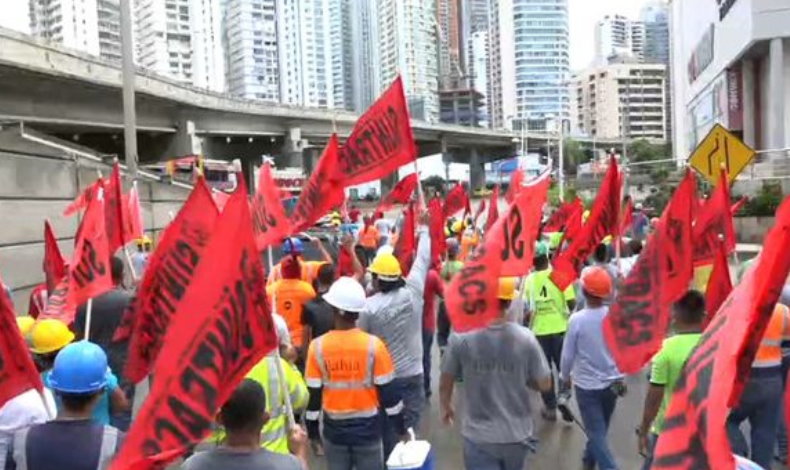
413 161 425 208
267 246 296 429
123 246 139 282
84 298 94 341
37 390 55 420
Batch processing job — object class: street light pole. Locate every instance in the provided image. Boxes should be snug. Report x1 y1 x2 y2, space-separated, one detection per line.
121 0 138 177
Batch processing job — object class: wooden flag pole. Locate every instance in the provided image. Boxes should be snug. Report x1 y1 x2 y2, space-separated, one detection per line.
84 298 94 341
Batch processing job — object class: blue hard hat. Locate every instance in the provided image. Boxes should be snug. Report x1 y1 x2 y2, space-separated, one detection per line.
49 341 108 394
282 237 304 255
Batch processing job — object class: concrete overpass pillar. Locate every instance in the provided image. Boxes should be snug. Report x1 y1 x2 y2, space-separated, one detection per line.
380 172 398 199
239 157 257 195
303 147 322 176
469 148 485 191
174 118 203 156
282 126 304 168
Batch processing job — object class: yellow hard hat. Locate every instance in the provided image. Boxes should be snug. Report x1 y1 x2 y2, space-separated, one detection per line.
369 253 403 281
451 220 465 234
16 316 35 336
136 236 152 245
498 277 518 300
29 319 75 354
583 210 591 222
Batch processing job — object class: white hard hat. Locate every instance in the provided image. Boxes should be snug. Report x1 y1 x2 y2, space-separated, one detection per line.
323 277 367 313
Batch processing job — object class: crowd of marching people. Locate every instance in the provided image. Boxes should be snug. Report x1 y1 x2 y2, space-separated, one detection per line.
3 177 790 470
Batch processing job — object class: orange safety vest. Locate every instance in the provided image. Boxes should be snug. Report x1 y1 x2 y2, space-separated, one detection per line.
266 279 316 348
304 329 395 420
359 226 380 249
753 304 790 368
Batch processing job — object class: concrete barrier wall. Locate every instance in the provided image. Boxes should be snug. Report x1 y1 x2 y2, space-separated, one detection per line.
0 127 190 311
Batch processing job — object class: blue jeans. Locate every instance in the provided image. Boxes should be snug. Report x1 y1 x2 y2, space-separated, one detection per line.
575 386 619 470
423 329 434 396
727 370 783 469
382 374 424 458
537 333 564 409
324 439 384 470
462 438 531 470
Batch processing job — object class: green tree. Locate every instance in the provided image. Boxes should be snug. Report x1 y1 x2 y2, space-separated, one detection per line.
562 138 585 176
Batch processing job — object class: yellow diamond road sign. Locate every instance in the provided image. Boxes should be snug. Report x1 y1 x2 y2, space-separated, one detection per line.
688 124 756 185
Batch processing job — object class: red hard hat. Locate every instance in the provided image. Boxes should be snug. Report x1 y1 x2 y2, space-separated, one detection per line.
581 267 613 299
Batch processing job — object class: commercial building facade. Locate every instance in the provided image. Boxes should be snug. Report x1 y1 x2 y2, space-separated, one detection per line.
29 0 120 61
670 0 790 164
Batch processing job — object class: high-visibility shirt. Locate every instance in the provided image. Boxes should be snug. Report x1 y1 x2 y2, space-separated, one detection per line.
523 269 575 336
266 258 325 286
359 226 380 249
459 233 479 261
753 304 790 369
304 328 405 445
267 280 316 348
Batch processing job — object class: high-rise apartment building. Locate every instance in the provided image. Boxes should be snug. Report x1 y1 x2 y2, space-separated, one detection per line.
488 0 570 131
573 62 667 141
134 0 226 91
224 0 279 101
437 0 463 89
377 0 439 121
641 1 669 64
29 0 120 61
468 29 489 124
276 0 333 108
595 14 645 64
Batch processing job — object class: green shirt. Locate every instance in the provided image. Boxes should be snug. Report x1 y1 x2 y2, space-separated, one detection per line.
523 269 575 336
650 333 702 433
442 260 464 281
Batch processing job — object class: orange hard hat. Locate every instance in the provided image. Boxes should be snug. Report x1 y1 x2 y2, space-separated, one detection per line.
581 267 613 299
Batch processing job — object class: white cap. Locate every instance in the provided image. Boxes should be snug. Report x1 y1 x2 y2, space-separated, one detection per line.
323 277 367 313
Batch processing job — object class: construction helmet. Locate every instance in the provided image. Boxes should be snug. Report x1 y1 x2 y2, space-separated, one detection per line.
16 316 36 336
324 277 367 313
48 341 108 394
282 237 304 255
30 319 75 355
498 277 518 301
580 267 613 299
451 220 465 234
369 253 403 281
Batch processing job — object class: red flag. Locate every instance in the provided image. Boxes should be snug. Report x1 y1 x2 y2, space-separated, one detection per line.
703 239 733 327
394 203 417 276
446 171 550 332
119 178 219 383
652 195 790 470
110 186 278 470
40 275 73 323
63 179 103 217
731 197 747 215
428 197 447 267
563 203 584 246
620 198 634 237
337 245 355 277
335 77 417 186
485 186 500 231
603 171 696 374
68 190 114 316
551 157 622 290
292 135 345 232
0 274 45 410
43 220 67 294
104 163 126 254
377 173 419 213
473 198 487 225
251 162 292 251
122 182 144 242
693 168 736 266
544 198 583 232
443 183 470 218
504 170 524 204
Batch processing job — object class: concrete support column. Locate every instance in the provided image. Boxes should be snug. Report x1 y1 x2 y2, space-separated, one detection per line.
742 59 757 148
303 147 322 176
768 38 786 152
240 157 256 195
174 118 202 157
380 172 398 199
469 148 485 191
281 126 304 168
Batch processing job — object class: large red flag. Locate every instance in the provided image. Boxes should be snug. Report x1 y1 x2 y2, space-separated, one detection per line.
292 135 345 232
485 186 500 231
63 179 103 217
703 239 733 327
122 182 144 243
428 197 447 267
693 168 736 266
443 183 470 218
68 190 114 315
335 77 417 186
504 170 524 204
110 187 278 470
377 173 419 213
651 195 790 470
0 274 45 410
563 203 584 246
119 178 219 384
544 198 584 232
104 163 126 255
603 171 696 374
551 157 622 290
251 162 292 251
446 171 550 332
43 220 67 294
394 202 417 276
731 197 747 215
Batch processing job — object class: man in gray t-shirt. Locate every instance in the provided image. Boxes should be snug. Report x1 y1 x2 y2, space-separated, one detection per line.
439 278 552 470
